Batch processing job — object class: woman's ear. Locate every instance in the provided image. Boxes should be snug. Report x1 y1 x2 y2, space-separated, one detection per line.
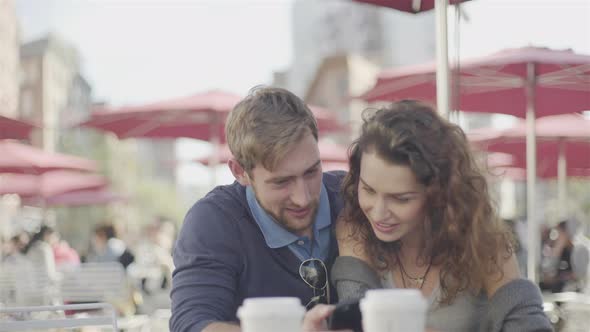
228 158 251 186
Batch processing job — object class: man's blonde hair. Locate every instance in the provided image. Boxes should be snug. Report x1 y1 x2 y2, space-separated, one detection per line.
225 86 318 172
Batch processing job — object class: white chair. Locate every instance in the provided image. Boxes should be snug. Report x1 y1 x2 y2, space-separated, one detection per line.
149 308 171 332
543 292 590 332
0 260 58 306
59 262 129 304
58 262 149 331
0 302 118 331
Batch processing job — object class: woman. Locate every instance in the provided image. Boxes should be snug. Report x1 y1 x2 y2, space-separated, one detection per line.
304 101 551 332
87 223 135 269
22 225 60 282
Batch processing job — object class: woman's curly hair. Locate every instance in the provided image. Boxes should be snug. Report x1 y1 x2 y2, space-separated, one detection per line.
341 100 514 305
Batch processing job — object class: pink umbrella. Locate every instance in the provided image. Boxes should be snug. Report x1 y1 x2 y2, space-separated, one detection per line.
485 152 515 168
196 140 349 165
361 47 590 118
0 140 98 174
354 0 470 12
472 114 590 215
308 105 349 135
0 115 38 140
79 90 242 141
363 47 590 281
0 170 108 199
22 187 127 207
478 142 590 173
489 166 590 182
354 0 473 116
498 113 590 141
80 93 346 141
80 91 345 188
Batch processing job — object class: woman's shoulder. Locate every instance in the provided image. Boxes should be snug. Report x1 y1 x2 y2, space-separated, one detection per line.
483 252 521 297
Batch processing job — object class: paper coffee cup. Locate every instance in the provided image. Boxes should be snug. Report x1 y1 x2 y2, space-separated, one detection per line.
360 289 428 332
237 297 305 332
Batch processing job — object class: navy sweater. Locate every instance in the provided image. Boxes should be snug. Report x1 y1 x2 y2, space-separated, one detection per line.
170 171 345 332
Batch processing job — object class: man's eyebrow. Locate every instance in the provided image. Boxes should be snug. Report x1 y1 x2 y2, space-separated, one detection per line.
265 160 321 184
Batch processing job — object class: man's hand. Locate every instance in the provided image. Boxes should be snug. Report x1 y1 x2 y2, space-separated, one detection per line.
302 304 335 331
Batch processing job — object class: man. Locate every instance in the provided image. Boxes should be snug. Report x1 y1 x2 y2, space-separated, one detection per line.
170 87 345 332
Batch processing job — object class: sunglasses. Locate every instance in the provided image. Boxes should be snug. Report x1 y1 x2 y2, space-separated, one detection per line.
299 258 330 309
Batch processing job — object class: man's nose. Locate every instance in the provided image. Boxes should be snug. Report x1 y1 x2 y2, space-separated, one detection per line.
290 178 312 207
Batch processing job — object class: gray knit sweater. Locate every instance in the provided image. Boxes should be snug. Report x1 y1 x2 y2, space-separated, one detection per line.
331 256 553 332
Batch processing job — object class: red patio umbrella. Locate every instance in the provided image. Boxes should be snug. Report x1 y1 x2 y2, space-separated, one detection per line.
354 0 470 12
471 114 590 216
363 46 590 281
484 152 515 169
22 187 127 207
361 47 590 118
80 91 346 188
354 0 473 117
0 115 38 140
196 140 349 166
80 93 346 141
79 90 242 188
490 166 590 182
308 105 349 135
0 140 98 174
0 170 108 199
79 90 242 142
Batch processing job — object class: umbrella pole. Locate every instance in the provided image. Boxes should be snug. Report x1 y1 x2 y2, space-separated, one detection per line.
557 139 567 219
525 62 538 283
435 0 450 119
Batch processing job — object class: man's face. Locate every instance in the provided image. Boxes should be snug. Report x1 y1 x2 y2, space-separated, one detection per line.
246 132 323 237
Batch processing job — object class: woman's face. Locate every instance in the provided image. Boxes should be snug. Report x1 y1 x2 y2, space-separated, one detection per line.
357 150 427 244
92 233 107 251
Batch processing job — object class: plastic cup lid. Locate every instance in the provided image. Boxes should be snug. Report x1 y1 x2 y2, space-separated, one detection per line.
362 289 427 308
238 297 305 317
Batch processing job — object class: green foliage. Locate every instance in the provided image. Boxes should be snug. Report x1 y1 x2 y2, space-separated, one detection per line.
53 129 184 248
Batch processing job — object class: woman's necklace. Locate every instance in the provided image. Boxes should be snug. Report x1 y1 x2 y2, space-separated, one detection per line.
395 251 433 290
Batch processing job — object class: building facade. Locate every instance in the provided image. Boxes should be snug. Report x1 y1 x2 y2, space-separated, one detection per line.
281 0 436 97
277 0 437 139
0 0 20 117
19 35 88 151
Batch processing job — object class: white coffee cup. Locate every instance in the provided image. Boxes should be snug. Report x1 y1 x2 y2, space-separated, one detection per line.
360 289 428 332
237 297 305 332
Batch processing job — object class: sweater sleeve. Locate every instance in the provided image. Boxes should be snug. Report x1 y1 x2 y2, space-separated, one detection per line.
170 200 243 332
330 256 382 302
479 278 553 332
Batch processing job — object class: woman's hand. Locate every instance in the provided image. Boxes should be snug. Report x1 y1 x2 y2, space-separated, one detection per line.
336 219 370 263
303 303 438 332
302 304 335 331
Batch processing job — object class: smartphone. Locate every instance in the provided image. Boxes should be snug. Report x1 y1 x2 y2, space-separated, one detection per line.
327 299 363 332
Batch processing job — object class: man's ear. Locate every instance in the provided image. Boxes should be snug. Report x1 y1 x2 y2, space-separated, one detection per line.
228 158 251 186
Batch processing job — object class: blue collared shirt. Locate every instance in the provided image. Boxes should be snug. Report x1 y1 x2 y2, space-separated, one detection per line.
246 180 331 262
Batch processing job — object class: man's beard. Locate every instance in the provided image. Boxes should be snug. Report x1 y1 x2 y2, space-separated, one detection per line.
272 202 320 235
252 189 320 235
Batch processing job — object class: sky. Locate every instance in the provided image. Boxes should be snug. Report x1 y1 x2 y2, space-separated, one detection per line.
15 0 590 106
14 0 590 186
15 0 295 106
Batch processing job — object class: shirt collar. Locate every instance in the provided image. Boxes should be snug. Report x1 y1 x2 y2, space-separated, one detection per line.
246 179 331 249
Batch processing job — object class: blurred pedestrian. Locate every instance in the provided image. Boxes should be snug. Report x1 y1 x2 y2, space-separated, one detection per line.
87 223 135 269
